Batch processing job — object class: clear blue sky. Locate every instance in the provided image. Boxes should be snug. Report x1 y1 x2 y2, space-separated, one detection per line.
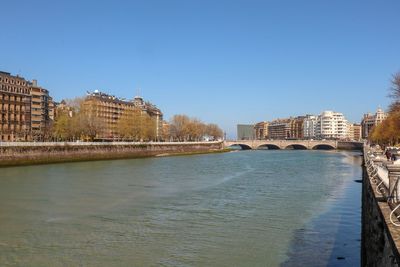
1 0 399 138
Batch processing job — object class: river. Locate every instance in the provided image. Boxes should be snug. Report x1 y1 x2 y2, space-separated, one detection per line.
0 150 362 266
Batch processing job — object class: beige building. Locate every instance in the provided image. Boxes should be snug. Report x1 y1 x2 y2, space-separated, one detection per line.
30 80 54 140
347 123 362 141
353 123 362 141
268 119 291 139
161 121 170 141
56 100 73 118
0 71 32 141
84 90 163 140
361 108 387 139
268 117 305 140
254 121 269 140
0 71 54 141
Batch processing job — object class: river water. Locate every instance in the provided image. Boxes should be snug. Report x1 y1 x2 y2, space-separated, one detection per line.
0 150 362 266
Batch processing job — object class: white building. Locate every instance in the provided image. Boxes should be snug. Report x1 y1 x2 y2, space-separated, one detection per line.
302 111 349 139
317 111 348 139
303 115 318 139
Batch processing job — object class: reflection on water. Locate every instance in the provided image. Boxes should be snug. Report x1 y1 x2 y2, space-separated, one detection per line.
0 150 361 266
282 152 362 267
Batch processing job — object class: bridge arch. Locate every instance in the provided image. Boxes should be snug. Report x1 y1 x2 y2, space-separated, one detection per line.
312 144 335 150
228 144 252 150
285 144 308 150
257 144 281 150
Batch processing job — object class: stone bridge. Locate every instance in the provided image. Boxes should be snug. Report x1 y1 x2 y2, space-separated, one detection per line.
224 139 339 150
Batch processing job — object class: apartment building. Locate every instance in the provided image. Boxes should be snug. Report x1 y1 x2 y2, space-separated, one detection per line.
353 123 362 141
268 119 291 139
0 71 32 141
288 116 305 139
316 111 348 139
0 71 55 141
361 108 387 139
254 121 269 140
303 115 318 139
267 117 305 140
347 123 362 141
30 80 54 140
84 90 163 140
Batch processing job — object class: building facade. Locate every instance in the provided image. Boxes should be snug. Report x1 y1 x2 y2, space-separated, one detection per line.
30 80 54 141
237 124 255 140
84 90 163 140
0 71 54 141
268 119 291 139
267 117 305 140
352 123 362 141
0 71 32 141
316 111 348 139
252 110 352 141
361 108 387 139
303 115 318 139
347 123 362 141
288 116 305 139
254 121 269 140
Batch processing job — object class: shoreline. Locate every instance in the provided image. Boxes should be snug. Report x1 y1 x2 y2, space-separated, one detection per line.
0 141 227 168
0 148 230 168
0 145 362 168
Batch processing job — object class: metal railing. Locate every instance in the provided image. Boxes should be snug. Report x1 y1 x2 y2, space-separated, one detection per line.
364 145 400 226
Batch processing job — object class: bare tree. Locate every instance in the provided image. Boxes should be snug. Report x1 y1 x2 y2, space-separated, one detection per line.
206 123 223 140
170 115 191 141
389 72 400 112
116 108 157 141
169 114 223 141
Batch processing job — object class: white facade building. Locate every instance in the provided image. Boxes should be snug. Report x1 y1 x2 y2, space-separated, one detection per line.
317 111 348 139
302 111 349 139
303 115 318 139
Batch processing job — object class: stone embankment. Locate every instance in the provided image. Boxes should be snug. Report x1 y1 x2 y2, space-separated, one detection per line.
363 146 400 266
0 141 225 167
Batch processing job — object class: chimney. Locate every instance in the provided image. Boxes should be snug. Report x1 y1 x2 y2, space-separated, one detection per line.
32 79 38 87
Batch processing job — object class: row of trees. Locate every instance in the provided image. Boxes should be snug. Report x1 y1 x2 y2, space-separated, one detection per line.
169 114 223 141
369 73 400 146
116 109 157 141
51 98 223 142
52 98 105 141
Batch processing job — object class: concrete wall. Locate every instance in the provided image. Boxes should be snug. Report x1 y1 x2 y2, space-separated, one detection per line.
362 162 400 266
0 141 224 167
337 141 364 150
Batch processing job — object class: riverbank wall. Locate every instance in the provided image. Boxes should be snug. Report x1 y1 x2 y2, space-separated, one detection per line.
337 141 363 150
0 141 225 167
362 148 400 266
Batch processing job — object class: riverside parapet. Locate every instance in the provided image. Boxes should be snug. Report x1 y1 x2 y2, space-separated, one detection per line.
0 141 225 167
363 146 400 266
